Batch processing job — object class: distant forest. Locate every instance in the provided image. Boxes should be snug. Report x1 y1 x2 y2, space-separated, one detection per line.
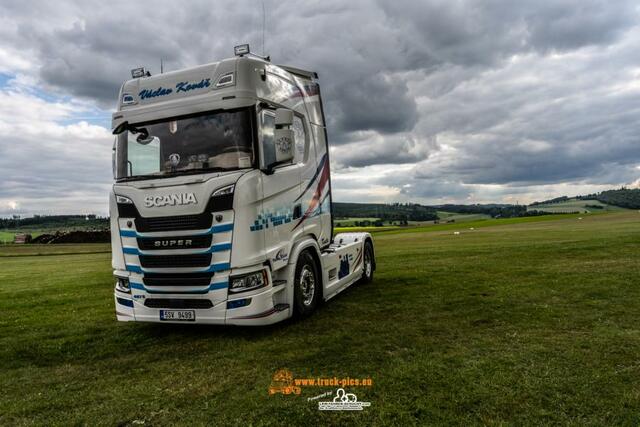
332 202 439 222
532 188 640 209
578 188 640 209
0 215 109 230
333 202 543 222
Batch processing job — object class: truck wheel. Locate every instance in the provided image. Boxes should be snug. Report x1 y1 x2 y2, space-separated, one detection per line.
361 241 374 283
293 250 320 317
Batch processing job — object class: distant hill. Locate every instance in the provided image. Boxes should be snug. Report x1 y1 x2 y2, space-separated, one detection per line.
333 202 547 221
578 188 640 209
434 203 530 218
526 198 625 214
531 188 640 211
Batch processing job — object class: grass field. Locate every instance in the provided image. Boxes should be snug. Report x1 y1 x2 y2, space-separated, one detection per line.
1 212 640 425
528 198 627 214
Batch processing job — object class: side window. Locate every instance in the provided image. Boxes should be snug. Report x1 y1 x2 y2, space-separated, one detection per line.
127 134 160 176
293 116 306 163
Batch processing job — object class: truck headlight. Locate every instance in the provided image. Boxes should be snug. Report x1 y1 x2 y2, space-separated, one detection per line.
229 270 268 293
212 184 234 197
115 277 131 293
116 195 133 204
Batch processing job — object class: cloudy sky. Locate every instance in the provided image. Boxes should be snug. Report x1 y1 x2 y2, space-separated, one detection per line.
1 0 639 216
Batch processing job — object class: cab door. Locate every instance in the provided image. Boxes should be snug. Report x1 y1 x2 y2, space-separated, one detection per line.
257 109 302 267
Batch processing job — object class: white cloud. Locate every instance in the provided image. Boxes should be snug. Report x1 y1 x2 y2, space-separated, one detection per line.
0 0 639 213
0 81 112 216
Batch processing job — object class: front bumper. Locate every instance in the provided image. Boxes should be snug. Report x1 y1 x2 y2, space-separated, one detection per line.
114 279 290 326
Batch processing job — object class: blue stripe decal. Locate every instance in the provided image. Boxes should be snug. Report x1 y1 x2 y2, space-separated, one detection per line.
209 281 228 290
126 264 143 273
123 247 139 255
130 281 228 294
212 223 234 233
210 243 232 252
116 297 134 308
120 223 233 238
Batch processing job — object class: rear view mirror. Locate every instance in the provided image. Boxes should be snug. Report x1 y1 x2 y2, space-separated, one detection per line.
261 108 295 174
275 108 293 126
274 108 294 164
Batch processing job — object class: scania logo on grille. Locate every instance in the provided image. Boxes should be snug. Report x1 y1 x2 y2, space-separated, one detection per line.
144 193 197 207
153 239 193 248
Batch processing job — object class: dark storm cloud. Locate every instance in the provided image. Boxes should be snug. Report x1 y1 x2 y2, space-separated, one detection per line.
1 0 639 212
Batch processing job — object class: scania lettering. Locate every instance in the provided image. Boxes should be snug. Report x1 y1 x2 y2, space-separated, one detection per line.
110 45 376 325
144 193 197 207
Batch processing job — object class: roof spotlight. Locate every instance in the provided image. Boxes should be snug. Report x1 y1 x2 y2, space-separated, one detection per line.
131 67 150 78
234 44 250 57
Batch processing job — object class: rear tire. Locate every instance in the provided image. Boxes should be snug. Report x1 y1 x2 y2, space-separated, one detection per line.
360 241 374 283
293 250 320 317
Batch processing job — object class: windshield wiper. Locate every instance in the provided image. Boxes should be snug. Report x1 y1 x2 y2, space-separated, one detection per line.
117 173 164 182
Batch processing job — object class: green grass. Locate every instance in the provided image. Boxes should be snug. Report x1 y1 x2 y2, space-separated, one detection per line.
528 198 627 213
1 212 640 425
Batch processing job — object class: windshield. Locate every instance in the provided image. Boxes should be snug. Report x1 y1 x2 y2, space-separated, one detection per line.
115 108 255 180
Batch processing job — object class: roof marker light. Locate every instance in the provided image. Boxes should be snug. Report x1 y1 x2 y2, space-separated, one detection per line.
215 72 235 88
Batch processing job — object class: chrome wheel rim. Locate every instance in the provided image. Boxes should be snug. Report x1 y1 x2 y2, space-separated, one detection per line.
300 265 315 306
364 248 372 278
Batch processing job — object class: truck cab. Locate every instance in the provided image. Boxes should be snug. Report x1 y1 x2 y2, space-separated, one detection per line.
111 46 375 325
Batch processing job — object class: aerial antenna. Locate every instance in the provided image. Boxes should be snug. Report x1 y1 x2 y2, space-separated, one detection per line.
160 58 164 74
262 0 266 56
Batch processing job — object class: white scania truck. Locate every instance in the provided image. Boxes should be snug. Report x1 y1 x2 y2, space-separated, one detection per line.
110 45 375 325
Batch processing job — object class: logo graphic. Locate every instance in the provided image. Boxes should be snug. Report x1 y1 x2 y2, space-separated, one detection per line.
275 136 292 154
318 388 371 411
268 369 302 395
153 239 193 248
138 79 211 100
338 254 351 279
273 248 289 263
144 193 197 208
175 78 211 93
169 153 180 167
169 120 178 134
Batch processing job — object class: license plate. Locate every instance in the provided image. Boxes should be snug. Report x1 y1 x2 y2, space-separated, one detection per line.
159 309 196 322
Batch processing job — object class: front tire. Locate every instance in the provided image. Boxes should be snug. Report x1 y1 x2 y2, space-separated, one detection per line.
360 241 374 283
293 250 320 317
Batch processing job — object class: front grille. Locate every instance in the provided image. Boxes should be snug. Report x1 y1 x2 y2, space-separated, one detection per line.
139 253 212 268
136 213 212 232
143 272 214 287
144 298 213 309
137 235 212 250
